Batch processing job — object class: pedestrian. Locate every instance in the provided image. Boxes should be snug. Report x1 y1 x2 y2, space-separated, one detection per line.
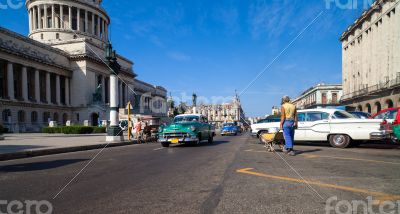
280 95 297 156
134 118 142 142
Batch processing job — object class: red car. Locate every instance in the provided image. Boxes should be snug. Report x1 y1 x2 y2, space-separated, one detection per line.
370 107 400 143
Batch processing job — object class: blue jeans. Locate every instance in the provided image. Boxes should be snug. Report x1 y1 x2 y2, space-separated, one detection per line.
283 120 295 149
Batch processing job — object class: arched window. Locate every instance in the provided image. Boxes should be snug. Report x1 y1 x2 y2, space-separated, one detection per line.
53 112 59 122
2 109 11 122
386 99 394 108
375 102 382 113
357 105 363 112
31 111 38 123
366 103 372 114
62 113 68 125
17 110 25 123
43 112 51 123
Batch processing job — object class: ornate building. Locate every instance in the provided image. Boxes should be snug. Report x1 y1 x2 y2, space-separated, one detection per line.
292 83 343 110
185 95 246 127
340 0 400 113
0 0 167 132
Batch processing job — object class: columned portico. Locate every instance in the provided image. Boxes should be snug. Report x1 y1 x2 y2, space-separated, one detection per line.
65 77 70 106
45 72 50 103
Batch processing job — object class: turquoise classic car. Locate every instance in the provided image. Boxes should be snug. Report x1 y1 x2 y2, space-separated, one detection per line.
158 114 215 147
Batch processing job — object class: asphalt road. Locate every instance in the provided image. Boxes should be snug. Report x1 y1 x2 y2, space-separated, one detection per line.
0 134 400 214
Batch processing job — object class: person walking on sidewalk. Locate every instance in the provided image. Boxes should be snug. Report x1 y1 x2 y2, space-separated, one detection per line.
134 118 142 141
280 96 297 156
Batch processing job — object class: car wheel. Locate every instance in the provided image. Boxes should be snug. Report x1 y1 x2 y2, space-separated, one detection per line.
161 142 170 147
208 135 214 144
329 134 351 148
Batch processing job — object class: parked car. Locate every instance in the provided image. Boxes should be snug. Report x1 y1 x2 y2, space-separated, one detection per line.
221 123 240 136
250 116 281 137
252 109 383 148
158 114 215 147
370 107 400 143
349 111 371 119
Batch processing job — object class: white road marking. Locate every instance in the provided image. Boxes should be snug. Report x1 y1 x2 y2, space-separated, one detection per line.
153 147 164 151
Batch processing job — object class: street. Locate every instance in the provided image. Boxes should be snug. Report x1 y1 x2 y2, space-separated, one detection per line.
0 134 399 214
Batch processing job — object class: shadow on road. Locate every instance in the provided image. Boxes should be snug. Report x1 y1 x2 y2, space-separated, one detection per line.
293 149 322 155
0 159 89 172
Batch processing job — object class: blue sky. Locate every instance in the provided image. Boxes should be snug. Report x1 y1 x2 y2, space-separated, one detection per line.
0 0 370 117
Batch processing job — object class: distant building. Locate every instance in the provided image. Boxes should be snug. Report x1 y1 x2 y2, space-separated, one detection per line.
340 0 400 113
185 94 245 127
271 106 281 115
292 84 343 110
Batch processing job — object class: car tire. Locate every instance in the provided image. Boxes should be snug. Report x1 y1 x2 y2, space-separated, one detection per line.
161 142 170 147
329 134 351 148
208 135 214 144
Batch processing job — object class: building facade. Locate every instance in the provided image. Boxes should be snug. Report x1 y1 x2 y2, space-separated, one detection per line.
340 0 400 113
185 95 245 127
0 0 167 133
292 84 343 110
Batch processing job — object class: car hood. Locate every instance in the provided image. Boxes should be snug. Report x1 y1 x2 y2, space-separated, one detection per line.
163 122 198 132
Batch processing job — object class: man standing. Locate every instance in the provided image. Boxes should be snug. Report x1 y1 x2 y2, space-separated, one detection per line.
280 96 297 156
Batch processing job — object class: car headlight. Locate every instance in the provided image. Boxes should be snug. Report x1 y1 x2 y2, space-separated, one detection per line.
190 126 196 131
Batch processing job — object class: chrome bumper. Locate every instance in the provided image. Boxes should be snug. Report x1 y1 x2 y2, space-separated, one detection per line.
158 137 198 143
370 131 389 141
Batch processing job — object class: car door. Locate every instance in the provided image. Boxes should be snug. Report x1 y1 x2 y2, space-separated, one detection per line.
304 111 330 141
295 112 307 140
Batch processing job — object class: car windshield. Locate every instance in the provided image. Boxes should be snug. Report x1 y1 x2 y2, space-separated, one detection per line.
223 123 235 127
332 111 356 119
173 115 200 123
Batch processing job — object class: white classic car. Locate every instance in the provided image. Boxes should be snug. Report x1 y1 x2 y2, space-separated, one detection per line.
251 109 383 148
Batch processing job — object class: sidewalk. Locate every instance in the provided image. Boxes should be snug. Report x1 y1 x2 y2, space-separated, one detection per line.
0 133 136 161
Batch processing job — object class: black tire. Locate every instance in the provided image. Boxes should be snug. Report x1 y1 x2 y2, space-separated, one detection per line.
208 135 214 144
161 142 170 147
329 134 351 148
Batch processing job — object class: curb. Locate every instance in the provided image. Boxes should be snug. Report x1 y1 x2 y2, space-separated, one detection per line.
0 140 140 161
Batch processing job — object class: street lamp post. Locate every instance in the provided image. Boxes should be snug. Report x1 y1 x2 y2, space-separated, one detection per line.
105 43 124 142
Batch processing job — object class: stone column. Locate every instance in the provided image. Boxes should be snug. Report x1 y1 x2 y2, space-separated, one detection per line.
60 5 63 28
119 81 123 107
92 13 95 35
65 78 70 106
32 7 37 30
21 66 28 101
56 75 60 105
51 4 55 28
106 74 123 142
104 20 107 40
97 16 101 37
29 9 32 31
77 8 80 31
34 69 40 102
46 72 51 103
43 5 49 28
38 5 42 29
7 62 14 100
101 75 105 103
84 10 88 32
68 6 72 29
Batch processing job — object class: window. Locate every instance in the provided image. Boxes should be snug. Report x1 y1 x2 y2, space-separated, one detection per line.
18 110 25 123
297 113 306 122
43 112 51 123
2 109 11 122
56 33 59 39
305 112 329 122
31 111 38 123
332 111 354 119
374 110 398 120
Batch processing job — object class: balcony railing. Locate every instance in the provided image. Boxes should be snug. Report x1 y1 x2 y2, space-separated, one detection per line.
341 77 400 101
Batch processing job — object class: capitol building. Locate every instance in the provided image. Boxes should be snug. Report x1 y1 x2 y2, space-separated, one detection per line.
0 0 167 133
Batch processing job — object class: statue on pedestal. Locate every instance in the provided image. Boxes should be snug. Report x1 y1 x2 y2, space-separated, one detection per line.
93 84 102 103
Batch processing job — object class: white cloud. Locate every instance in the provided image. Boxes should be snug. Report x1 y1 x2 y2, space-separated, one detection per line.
167 51 191 61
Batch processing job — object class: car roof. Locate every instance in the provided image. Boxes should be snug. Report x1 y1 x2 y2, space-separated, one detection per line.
297 108 340 114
